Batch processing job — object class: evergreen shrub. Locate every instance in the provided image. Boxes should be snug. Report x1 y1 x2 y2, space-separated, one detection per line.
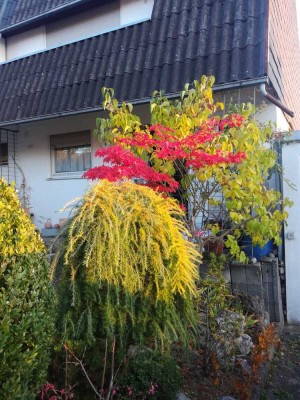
51 180 199 393
118 350 183 399
0 179 54 400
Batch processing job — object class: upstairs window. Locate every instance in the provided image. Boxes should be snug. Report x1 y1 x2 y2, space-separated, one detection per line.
6 26 46 60
3 0 154 61
50 131 91 178
46 2 120 48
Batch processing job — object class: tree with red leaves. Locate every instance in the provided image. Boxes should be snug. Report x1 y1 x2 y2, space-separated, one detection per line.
84 118 246 194
85 76 290 260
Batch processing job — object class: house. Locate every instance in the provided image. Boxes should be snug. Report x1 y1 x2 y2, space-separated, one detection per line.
0 0 300 322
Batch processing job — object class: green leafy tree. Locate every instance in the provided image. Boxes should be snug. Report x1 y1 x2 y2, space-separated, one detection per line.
91 76 291 261
0 179 54 400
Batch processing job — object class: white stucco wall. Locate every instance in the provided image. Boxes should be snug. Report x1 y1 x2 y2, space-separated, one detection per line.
0 37 6 62
120 0 154 25
255 102 290 131
6 26 46 60
282 132 300 324
17 113 97 229
16 105 150 229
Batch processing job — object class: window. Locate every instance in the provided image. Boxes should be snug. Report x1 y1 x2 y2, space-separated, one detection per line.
50 131 91 178
46 2 120 48
6 26 46 61
0 142 8 165
0 129 16 183
3 0 155 62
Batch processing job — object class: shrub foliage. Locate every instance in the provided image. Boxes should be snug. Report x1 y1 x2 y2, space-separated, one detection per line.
0 179 54 400
117 350 183 399
52 180 199 350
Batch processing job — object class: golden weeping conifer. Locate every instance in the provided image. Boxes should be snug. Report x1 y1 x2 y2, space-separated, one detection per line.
53 180 200 349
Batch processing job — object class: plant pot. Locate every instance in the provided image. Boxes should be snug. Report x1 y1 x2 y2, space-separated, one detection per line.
44 218 53 229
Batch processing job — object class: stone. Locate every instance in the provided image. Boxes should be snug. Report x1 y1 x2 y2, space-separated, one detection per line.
214 310 246 367
235 334 253 355
216 310 245 338
236 357 252 375
262 311 270 328
260 255 273 262
215 341 236 367
233 291 265 320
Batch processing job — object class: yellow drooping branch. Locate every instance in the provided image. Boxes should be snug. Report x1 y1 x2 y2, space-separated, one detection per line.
63 180 199 304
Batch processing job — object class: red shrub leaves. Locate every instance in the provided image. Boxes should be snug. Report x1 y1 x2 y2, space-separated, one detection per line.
83 145 179 193
84 115 246 193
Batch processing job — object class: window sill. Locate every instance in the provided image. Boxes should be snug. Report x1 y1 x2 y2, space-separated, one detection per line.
47 175 86 181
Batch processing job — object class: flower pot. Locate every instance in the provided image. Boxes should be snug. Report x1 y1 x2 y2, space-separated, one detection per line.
44 218 53 229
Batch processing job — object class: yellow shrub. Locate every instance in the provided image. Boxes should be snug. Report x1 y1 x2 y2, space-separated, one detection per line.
62 180 199 303
0 179 44 257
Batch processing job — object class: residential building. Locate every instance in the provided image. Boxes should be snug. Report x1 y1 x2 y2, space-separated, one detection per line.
0 0 300 322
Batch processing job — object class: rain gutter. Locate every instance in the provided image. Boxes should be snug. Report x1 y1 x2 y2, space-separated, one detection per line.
0 77 269 129
0 0 98 36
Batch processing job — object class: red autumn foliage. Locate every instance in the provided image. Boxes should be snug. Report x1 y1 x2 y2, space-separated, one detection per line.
84 115 246 193
83 145 179 193
40 383 75 400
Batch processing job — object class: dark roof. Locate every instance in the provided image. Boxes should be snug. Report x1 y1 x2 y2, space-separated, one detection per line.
0 0 92 31
0 0 268 126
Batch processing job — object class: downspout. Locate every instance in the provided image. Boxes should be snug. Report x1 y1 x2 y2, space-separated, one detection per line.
274 141 284 263
260 83 294 118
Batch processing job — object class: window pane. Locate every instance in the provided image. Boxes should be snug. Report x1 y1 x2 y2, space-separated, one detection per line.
55 149 70 173
0 143 8 165
55 146 91 173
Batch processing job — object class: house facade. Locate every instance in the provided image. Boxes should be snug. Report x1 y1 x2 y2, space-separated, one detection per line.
0 0 300 321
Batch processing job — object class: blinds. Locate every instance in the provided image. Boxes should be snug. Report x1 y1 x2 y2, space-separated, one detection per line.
46 1 120 48
50 131 91 149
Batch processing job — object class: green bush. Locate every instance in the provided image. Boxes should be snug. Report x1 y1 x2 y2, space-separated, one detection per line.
0 179 54 399
52 181 198 351
117 350 183 399
50 181 197 396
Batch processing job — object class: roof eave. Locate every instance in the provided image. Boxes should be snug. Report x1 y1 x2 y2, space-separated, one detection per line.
0 77 269 128
0 0 98 36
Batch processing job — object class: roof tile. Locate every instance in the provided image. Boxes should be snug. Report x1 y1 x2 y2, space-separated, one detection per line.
0 0 267 124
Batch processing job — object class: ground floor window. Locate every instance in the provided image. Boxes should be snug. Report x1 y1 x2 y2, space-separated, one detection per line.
0 129 17 184
50 131 91 177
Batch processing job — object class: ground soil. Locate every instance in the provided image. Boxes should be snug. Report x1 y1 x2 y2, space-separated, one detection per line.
261 325 300 400
180 325 300 400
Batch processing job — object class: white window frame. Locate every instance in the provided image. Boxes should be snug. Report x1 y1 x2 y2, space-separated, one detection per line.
50 131 91 179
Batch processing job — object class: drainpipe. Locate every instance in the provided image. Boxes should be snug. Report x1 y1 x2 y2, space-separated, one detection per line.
259 84 294 118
